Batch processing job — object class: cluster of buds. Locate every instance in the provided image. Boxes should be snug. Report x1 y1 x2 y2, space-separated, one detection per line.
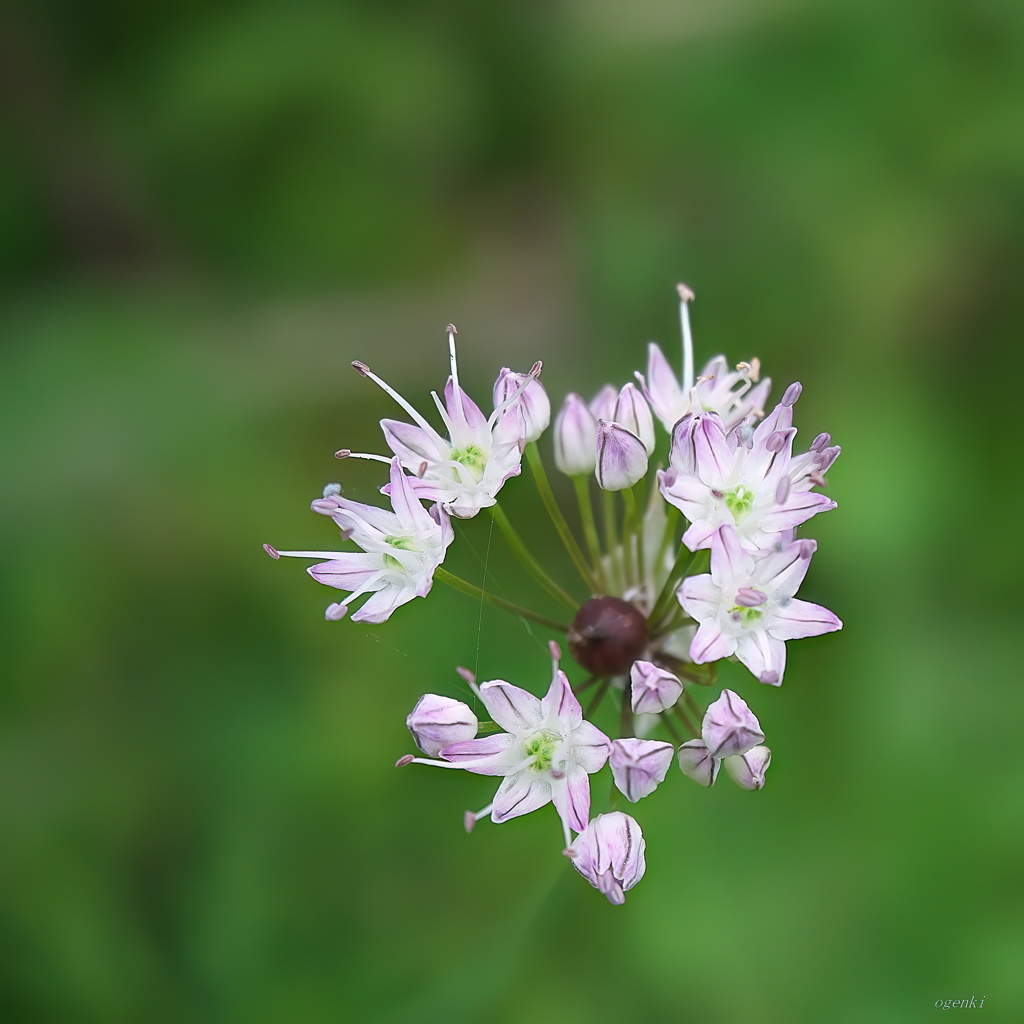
267 285 842 904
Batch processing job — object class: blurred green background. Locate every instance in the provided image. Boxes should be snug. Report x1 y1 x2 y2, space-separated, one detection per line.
3 1 1023 1021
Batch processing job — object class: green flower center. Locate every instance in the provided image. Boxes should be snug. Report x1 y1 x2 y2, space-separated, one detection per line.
450 443 488 482
723 484 755 520
523 730 561 773
730 605 764 628
382 534 416 569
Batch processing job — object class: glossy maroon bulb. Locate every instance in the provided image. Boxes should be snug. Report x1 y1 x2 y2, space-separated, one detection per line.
568 596 649 677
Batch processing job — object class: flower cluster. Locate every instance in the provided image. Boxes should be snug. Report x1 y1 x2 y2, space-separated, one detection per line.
267 285 842 904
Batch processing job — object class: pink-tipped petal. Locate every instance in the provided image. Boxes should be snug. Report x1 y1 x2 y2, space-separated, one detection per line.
769 599 843 640
552 764 591 834
491 771 553 822
479 680 544 734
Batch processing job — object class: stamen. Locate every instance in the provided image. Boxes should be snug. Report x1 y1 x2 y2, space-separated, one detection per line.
781 382 802 407
775 476 792 504
486 363 545 429
809 470 827 488
395 754 415 767
677 282 695 392
325 602 348 621
456 665 482 699
447 324 467 427
464 802 493 833
735 587 768 607
736 357 761 382
263 543 280 559
335 450 392 465
352 360 438 436
810 432 831 453
549 639 562 662
272 549 346 559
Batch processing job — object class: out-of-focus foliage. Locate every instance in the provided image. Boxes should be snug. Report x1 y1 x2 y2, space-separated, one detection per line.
2 1 1023 1022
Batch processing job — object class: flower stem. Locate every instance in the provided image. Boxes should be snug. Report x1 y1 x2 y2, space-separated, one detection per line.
585 677 611 719
621 485 640 589
620 680 635 739
434 567 570 632
573 476 606 590
600 489 623 593
648 546 708 630
525 442 600 593
489 504 579 611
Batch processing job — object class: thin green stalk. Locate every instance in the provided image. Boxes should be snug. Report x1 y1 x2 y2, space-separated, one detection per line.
435 567 569 632
573 477 606 591
620 485 639 587
649 546 709 630
525 442 599 592
620 680 635 739
600 489 623 594
489 504 578 611
673 701 702 739
585 677 611 719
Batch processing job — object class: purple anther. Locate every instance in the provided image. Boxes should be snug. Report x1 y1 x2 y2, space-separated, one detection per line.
351 360 370 376
455 666 476 686
529 360 543 378
809 471 827 488
711 488 724 499
759 670 780 686
446 323 457 335
463 810 477 833
310 498 337 514
781 382 802 407
775 476 791 504
677 282 695 302
550 768 565 780
324 602 348 621
334 449 351 459
735 587 768 607
810 432 831 452
549 639 562 661
765 430 788 453
662 468 678 488
262 543 280 559
816 445 840 471
417 461 428 478
395 754 415 767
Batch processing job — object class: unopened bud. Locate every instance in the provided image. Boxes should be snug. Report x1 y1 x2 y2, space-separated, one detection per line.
406 693 479 756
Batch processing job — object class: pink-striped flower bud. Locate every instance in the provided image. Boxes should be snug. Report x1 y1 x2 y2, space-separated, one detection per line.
614 382 656 455
630 660 684 715
724 745 771 790
589 384 618 423
610 738 675 802
596 420 648 491
553 393 598 476
493 367 550 443
701 689 765 759
566 812 646 905
677 739 721 787
406 694 478 757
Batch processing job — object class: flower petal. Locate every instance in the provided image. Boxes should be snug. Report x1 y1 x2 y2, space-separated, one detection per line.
769 598 843 640
552 764 591 834
541 669 582 729
479 680 543 734
568 720 612 773
690 621 736 664
735 631 787 685
491 771 553 821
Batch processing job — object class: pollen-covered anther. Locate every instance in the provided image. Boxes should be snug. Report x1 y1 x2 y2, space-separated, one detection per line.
334 449 351 460
395 754 415 767
351 360 370 376
263 543 280 559
736 357 761 381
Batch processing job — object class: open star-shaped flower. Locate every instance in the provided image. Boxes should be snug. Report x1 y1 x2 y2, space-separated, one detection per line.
404 645 611 844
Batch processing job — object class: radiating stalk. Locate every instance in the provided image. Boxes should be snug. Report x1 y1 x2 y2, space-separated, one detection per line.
573 476 606 591
489 504 579 611
435 567 569 632
525 442 599 592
